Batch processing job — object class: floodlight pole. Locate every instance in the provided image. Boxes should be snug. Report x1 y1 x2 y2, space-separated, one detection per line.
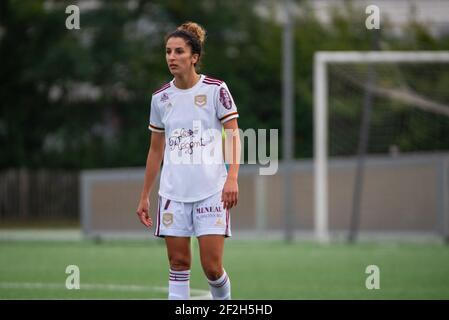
282 0 294 243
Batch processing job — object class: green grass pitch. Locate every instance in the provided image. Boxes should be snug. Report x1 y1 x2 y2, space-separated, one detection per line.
1 239 449 299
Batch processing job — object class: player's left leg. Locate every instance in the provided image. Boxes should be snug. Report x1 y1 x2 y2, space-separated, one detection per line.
194 190 232 299
197 235 231 300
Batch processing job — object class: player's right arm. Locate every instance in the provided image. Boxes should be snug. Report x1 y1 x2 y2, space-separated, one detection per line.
136 131 165 228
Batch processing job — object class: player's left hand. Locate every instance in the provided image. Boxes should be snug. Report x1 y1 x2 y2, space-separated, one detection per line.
222 177 238 210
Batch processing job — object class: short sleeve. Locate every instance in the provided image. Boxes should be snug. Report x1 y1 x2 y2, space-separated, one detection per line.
215 82 239 124
148 96 165 133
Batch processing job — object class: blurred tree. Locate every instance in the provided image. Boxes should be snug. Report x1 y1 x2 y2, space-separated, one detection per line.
1 0 448 169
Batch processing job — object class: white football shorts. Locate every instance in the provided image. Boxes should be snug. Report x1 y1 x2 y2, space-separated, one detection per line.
154 190 231 238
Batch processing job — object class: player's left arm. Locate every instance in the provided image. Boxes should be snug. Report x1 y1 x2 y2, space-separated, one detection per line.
222 118 241 210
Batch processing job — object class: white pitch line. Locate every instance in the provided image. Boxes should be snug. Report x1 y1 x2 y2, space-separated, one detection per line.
0 282 211 300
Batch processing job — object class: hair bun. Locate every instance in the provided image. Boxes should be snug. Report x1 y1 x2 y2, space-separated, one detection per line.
177 21 206 45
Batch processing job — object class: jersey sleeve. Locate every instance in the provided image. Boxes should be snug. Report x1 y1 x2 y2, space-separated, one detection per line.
148 96 165 133
215 82 239 124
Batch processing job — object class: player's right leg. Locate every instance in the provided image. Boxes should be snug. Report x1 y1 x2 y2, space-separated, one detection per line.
165 236 191 300
155 195 194 299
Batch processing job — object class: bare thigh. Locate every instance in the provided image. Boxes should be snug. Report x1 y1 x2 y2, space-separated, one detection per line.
197 235 225 280
165 236 191 270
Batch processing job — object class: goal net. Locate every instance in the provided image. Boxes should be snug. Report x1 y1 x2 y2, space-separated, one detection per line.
314 51 449 242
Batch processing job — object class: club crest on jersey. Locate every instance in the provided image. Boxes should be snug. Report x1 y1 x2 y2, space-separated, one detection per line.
194 94 207 107
162 212 173 227
219 87 232 110
160 92 169 102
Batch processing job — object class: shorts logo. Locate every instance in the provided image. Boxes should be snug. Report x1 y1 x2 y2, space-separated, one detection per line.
194 94 207 107
196 206 222 214
215 218 225 226
162 212 173 227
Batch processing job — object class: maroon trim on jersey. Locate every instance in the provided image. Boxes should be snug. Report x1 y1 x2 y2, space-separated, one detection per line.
152 83 171 95
164 199 171 210
219 112 238 122
149 123 165 131
205 76 223 84
203 79 221 86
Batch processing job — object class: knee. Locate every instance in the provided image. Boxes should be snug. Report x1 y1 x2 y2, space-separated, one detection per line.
168 253 191 271
202 263 223 281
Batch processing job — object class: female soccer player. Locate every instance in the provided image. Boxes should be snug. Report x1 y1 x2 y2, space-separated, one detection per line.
136 21 240 300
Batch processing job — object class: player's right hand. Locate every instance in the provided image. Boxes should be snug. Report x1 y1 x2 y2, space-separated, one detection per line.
136 198 152 228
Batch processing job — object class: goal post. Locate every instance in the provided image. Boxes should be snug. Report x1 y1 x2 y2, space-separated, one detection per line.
313 51 449 243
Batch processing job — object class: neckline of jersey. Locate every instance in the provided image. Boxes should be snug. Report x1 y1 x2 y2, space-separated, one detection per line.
170 74 205 93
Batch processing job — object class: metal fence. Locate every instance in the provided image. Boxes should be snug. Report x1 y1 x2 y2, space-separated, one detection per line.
0 169 79 221
1 152 447 242
79 152 449 240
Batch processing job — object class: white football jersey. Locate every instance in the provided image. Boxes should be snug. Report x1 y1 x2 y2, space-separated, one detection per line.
148 74 239 202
